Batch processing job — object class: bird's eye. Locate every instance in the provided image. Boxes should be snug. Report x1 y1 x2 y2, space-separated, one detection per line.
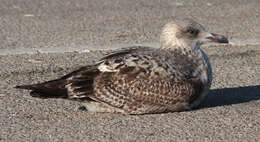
186 27 199 37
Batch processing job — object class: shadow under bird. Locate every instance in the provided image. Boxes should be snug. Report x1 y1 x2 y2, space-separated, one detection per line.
16 18 228 114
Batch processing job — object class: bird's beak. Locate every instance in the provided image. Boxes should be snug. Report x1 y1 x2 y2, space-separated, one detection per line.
205 33 229 43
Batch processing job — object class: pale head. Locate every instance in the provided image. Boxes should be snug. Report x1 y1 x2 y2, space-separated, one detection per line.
160 18 228 49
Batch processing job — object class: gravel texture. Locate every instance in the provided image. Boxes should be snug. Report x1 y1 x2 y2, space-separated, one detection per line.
1 45 260 142
0 0 259 49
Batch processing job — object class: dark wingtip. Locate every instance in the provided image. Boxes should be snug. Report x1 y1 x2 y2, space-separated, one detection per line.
14 85 23 89
14 85 22 88
14 85 36 90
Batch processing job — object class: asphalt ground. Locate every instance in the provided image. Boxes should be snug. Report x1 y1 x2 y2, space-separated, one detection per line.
0 0 260 142
0 0 259 49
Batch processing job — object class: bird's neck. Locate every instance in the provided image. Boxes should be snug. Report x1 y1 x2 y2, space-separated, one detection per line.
160 41 202 52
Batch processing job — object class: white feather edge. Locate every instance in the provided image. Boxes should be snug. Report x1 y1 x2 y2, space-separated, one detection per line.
97 63 118 72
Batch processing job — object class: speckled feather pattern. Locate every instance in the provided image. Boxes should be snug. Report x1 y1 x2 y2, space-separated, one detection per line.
64 46 211 114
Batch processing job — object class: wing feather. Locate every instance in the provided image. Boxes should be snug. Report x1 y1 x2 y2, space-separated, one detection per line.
91 47 205 114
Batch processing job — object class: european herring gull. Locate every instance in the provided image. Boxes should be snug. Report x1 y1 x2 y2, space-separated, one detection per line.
16 18 228 114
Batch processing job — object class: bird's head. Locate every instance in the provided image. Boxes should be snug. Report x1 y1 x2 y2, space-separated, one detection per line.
160 18 228 49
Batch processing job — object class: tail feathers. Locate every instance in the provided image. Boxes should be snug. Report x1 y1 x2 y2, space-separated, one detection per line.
15 65 100 99
15 84 41 90
15 79 68 99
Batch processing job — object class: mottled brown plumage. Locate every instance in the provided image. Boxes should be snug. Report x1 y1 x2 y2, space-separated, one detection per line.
15 18 228 114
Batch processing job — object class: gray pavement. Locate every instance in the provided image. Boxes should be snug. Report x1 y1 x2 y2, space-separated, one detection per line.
0 0 260 142
1 0 260 49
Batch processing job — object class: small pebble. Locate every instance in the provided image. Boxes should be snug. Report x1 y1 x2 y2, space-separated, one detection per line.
0 94 6 97
175 2 184 6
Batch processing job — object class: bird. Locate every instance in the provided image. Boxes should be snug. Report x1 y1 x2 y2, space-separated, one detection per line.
15 18 228 114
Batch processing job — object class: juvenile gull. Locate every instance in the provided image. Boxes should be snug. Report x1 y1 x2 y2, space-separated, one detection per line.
16 18 228 114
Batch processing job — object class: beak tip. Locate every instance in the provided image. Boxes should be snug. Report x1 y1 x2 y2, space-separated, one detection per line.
219 36 229 43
